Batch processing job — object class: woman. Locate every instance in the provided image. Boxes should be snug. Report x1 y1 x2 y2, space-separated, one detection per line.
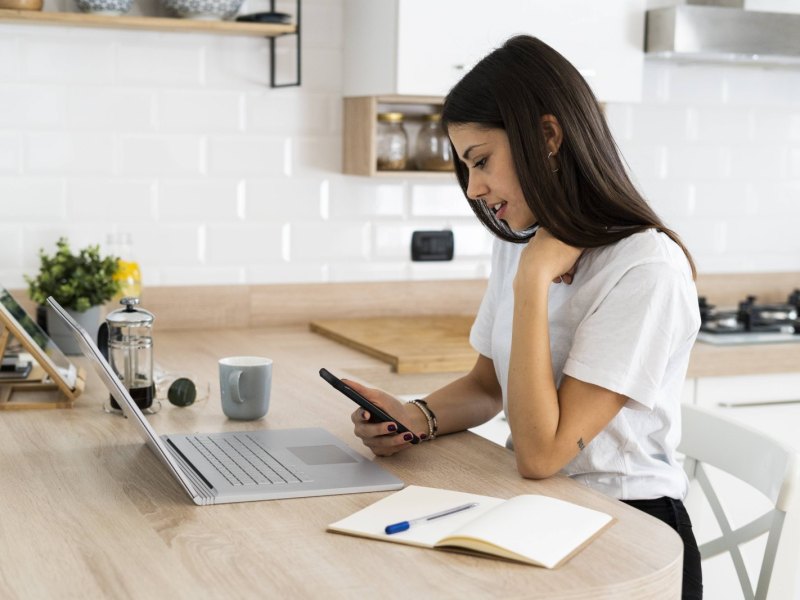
347 36 702 599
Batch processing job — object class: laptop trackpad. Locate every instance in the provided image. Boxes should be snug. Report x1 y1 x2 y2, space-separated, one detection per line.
287 444 357 465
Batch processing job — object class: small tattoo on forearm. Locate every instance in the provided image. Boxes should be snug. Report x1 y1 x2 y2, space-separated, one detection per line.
577 437 585 451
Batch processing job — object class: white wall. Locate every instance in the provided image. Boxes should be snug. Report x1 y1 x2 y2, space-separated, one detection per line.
609 59 800 273
1 0 799 290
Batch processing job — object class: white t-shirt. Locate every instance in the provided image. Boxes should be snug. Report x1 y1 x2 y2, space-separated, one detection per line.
470 229 700 500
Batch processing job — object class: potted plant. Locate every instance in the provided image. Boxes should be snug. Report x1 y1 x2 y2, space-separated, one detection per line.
25 237 120 355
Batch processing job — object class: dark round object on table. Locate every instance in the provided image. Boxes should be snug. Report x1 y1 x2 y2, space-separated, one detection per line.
168 377 197 407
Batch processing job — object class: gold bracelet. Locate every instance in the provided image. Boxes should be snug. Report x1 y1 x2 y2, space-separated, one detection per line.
407 399 438 440
406 400 432 440
417 399 438 439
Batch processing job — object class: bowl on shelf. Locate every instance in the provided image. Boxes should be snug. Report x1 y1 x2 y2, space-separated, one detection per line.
0 0 43 9
75 0 133 15
160 0 244 20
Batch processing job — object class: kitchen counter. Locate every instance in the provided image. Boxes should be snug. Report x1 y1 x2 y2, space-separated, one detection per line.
130 275 800 380
307 315 800 379
9 276 800 381
687 339 800 378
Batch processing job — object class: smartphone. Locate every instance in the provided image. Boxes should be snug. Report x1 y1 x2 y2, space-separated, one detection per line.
319 368 420 444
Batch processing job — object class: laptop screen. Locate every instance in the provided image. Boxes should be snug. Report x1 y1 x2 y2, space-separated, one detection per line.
45 296 199 500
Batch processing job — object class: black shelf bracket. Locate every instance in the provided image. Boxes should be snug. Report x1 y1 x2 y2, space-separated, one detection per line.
269 0 301 88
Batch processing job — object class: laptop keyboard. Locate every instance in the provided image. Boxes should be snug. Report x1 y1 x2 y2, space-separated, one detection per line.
188 434 311 486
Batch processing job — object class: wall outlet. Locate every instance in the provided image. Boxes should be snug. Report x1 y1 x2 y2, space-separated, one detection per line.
411 230 454 261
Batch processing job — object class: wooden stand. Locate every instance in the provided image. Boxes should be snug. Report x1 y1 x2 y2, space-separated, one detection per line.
0 319 85 410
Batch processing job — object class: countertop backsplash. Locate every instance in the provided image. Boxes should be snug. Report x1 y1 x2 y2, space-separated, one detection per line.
1 0 799 290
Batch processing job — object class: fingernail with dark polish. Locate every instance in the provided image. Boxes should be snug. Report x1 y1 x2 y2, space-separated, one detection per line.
403 433 413 442
420 433 428 440
387 423 397 432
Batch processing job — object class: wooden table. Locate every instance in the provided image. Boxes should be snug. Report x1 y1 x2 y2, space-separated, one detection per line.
0 326 682 599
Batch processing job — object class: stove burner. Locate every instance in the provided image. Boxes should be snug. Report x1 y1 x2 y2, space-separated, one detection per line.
699 292 799 335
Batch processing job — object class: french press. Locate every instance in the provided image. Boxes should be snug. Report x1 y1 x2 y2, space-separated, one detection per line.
100 297 156 412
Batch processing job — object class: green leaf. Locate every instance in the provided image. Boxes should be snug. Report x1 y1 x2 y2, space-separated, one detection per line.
25 236 122 311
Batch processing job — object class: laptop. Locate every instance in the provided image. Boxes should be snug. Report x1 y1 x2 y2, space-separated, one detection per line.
47 297 403 505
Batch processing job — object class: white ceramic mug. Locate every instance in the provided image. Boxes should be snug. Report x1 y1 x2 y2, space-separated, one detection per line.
218 356 272 420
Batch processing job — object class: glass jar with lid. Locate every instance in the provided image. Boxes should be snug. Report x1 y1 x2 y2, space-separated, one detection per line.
415 113 453 171
376 112 408 171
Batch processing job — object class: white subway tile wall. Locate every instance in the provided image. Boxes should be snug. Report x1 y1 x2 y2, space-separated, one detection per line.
1 3 800 290
206 223 284 265
66 87 155 132
0 84 66 128
26 132 116 174
618 59 800 274
0 133 20 174
0 228 22 270
67 179 156 221
373 222 447 261
157 179 238 221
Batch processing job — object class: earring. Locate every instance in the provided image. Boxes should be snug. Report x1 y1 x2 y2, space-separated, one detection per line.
547 151 559 173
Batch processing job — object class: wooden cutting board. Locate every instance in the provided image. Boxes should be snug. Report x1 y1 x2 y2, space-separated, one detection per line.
309 315 477 374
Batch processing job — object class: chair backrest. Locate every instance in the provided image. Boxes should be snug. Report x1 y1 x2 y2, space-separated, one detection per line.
679 403 800 600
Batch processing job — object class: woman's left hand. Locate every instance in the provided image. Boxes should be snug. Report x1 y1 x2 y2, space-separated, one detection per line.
515 228 583 288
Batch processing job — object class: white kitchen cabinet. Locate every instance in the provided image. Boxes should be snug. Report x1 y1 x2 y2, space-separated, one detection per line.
688 372 800 408
343 0 645 103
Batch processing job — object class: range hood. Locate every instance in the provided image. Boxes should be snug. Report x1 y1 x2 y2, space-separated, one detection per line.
646 1 800 65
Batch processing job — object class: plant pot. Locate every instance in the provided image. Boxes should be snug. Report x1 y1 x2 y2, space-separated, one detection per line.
46 305 101 356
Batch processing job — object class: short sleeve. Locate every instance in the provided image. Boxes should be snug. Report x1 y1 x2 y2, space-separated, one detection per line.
562 262 698 410
469 266 499 358
469 239 509 358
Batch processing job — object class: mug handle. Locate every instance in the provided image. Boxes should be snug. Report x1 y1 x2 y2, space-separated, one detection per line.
229 370 244 404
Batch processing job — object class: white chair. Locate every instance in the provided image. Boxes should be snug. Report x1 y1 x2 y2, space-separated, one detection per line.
679 404 800 600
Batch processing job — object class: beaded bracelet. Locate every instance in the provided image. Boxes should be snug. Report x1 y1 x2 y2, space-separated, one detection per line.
406 399 438 441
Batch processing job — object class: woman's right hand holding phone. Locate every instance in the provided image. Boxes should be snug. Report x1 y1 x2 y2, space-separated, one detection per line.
345 379 428 456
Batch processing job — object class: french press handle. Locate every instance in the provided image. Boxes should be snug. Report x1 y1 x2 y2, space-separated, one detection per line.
97 322 109 360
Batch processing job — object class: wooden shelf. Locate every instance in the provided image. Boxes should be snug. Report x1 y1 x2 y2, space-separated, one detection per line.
371 170 454 178
343 95 456 177
0 8 297 37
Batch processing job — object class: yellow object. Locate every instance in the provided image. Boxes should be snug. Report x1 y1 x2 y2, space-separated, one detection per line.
113 259 142 300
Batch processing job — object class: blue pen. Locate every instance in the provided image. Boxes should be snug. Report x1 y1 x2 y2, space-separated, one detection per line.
384 502 479 535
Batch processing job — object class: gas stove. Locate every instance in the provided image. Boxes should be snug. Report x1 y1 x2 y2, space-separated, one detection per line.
696 290 800 345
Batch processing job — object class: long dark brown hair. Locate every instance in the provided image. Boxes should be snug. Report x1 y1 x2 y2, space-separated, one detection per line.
441 35 696 278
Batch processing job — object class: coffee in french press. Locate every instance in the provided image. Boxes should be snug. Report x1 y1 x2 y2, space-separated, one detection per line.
98 297 155 411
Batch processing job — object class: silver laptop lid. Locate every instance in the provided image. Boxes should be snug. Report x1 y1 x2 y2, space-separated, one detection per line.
46 296 200 501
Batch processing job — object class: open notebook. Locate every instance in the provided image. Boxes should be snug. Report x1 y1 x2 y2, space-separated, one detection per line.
328 485 614 568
